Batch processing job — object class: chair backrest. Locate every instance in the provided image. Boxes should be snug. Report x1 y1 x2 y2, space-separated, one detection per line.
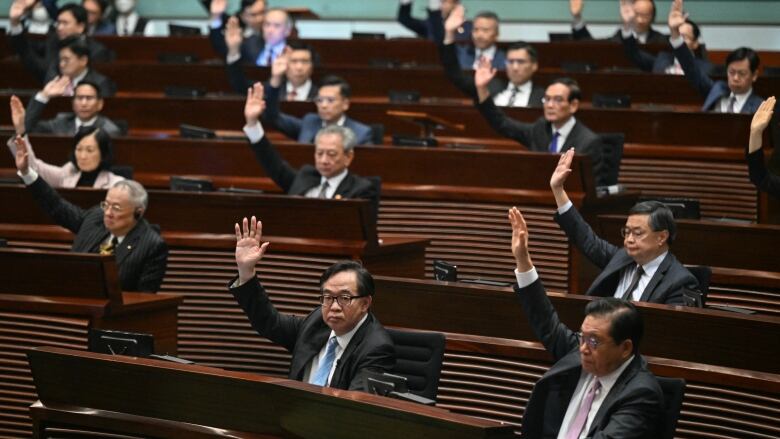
656 377 686 439
385 328 445 402
686 265 712 305
597 132 625 187
369 123 385 145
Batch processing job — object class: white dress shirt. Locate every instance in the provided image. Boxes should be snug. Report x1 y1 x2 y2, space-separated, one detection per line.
493 81 533 107
615 251 667 301
303 313 369 385
304 169 348 199
550 116 577 153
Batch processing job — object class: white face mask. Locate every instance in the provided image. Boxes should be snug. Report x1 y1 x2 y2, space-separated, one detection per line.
31 4 50 22
114 0 136 14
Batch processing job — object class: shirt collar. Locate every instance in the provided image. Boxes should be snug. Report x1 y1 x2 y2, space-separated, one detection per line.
508 80 532 94
320 168 349 193
328 312 369 351
286 79 312 100
76 115 98 129
638 250 668 278
553 115 577 137
322 115 347 128
71 68 89 87
595 354 635 395
729 88 753 110
477 45 497 60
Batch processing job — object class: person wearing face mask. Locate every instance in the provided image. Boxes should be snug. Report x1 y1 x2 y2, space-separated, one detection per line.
25 1 54 35
112 0 148 36
6 123 124 189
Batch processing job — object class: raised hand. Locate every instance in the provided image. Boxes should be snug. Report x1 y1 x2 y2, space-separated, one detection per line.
41 76 71 98
270 47 289 83
235 216 270 284
474 56 496 88
749 97 776 153
9 95 26 135
14 135 29 174
550 148 575 191
619 0 635 28
244 82 266 125
444 4 465 33
225 16 243 56
508 207 533 271
9 0 29 25
668 0 687 37
570 0 584 19
210 0 227 18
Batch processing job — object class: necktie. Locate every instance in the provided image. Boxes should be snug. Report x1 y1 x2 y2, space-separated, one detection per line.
565 379 601 439
287 90 297 101
311 336 338 386
316 181 329 199
99 236 119 255
506 86 520 107
549 131 560 154
621 265 645 300
726 96 737 113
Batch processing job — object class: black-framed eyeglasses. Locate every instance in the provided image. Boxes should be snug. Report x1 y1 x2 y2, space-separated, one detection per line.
576 331 603 350
620 226 648 239
318 293 369 307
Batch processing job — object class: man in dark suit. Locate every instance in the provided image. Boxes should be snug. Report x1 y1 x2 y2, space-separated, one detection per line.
207 0 267 65
243 82 377 205
747 97 780 199
551 149 699 305
621 16 711 75
13 139 167 292
397 0 471 43
230 216 395 390
23 80 123 137
474 64 606 185
508 206 663 438
43 35 117 97
8 3 114 85
445 5 506 70
83 0 115 35
570 0 667 44
263 76 373 145
669 0 762 114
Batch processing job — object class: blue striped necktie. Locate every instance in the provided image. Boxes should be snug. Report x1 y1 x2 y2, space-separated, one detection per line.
311 336 338 386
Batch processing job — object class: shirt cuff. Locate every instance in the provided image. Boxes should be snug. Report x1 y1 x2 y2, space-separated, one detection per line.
243 121 265 143
17 167 39 185
226 52 241 65
572 19 585 31
34 92 50 104
557 200 573 215
669 35 685 48
621 28 633 39
514 267 539 289
8 23 24 35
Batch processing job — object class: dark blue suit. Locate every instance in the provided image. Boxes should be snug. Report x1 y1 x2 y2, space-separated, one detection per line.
456 44 506 70
397 2 471 43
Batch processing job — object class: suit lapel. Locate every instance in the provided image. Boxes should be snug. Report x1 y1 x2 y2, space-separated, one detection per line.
290 327 330 381
639 253 671 302
76 214 110 253
587 357 640 437
114 221 146 266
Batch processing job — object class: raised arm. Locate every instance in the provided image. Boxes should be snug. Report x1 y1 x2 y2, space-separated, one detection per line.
747 97 780 197
235 216 270 285
669 0 712 97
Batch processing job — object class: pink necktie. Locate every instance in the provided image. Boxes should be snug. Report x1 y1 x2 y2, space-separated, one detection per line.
566 379 601 439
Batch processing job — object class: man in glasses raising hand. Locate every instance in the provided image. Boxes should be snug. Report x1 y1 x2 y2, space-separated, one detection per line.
229 216 395 390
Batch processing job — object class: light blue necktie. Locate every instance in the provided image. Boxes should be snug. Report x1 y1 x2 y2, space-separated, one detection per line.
311 336 338 386
549 131 560 153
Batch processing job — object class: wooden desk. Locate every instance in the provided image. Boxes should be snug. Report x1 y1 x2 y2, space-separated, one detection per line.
0 248 181 439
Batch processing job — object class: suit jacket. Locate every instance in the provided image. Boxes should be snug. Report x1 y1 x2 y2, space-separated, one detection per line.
9 29 115 84
621 34 713 75
747 148 780 199
42 67 118 98
229 276 395 390
673 43 763 113
25 97 123 137
554 205 698 304
515 277 663 439
209 21 265 65
27 177 168 292
264 84 373 145
397 2 471 43
440 42 543 106
475 99 607 185
455 44 507 70
225 60 318 100
573 25 668 44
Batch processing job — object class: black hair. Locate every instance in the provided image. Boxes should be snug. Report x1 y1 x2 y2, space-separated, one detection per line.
474 11 499 23
319 75 351 98
319 260 375 297
685 17 701 41
58 3 88 26
69 126 114 172
286 40 320 66
75 80 103 99
549 77 582 102
83 0 108 14
726 47 760 73
59 35 91 60
506 41 538 63
628 200 677 245
584 298 644 354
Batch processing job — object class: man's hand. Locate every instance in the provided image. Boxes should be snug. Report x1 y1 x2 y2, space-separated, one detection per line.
509 207 533 272
225 16 243 57
269 47 289 87
235 216 270 285
474 56 496 103
550 148 575 208
9 0 29 26
668 0 687 38
244 82 266 125
443 4 465 44
41 76 71 99
9 95 26 135
14 135 29 174
210 0 227 19
749 96 776 153
570 0 584 20
619 0 635 29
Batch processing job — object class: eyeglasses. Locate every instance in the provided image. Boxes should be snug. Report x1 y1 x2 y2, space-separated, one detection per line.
620 227 648 239
541 95 568 106
576 332 603 350
100 201 124 213
318 293 369 307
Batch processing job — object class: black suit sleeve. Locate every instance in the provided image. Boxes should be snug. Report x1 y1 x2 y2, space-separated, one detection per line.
248 136 298 193
397 2 428 38
674 41 714 99
134 242 168 293
226 59 253 94
9 30 50 83
621 34 656 72
24 97 53 134
475 98 533 145
514 278 578 361
208 21 229 58
347 336 396 391
747 148 780 198
554 205 620 270
27 176 88 234
264 84 303 140
439 42 478 99
571 24 594 41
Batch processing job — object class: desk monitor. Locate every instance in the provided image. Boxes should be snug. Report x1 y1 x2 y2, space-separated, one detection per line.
433 260 457 281
88 329 154 357
364 371 434 406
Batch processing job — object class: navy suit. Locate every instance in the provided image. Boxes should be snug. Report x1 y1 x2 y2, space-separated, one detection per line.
515 277 663 439
554 205 698 305
673 43 763 113
455 44 507 70
397 2 471 43
26 177 168 292
747 149 780 199
229 276 395 390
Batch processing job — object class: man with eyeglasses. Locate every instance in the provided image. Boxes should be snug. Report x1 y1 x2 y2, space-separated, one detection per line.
551 150 698 304
229 216 395 390
669 0 763 114
263 74 373 145
13 139 167 292
508 205 663 438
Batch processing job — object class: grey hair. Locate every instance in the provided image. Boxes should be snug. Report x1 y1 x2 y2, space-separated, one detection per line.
315 125 357 153
265 7 293 30
112 179 148 211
